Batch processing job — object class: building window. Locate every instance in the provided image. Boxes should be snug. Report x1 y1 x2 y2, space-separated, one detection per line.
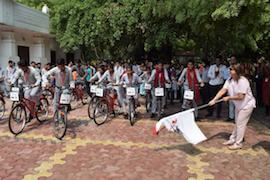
18 46 30 65
51 50 56 65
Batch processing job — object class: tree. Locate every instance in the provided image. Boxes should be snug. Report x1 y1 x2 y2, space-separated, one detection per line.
19 0 270 61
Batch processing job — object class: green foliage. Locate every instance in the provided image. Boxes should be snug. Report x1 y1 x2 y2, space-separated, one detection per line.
18 0 270 61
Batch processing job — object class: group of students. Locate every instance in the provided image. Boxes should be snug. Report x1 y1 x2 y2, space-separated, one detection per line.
0 57 259 150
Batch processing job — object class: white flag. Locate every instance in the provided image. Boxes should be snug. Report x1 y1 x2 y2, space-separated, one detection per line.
154 109 207 145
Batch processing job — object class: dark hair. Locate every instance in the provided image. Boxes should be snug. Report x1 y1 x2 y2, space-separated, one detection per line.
17 60 28 67
126 65 132 70
31 61 36 65
8 60 13 64
57 58 66 65
46 63 51 66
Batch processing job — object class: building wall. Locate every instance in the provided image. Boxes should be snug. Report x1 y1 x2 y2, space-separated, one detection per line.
0 0 79 68
0 30 66 68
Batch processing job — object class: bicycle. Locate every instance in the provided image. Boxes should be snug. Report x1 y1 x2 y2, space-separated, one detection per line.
0 92 5 120
53 86 72 140
124 85 138 126
73 81 88 105
8 86 49 135
93 84 120 126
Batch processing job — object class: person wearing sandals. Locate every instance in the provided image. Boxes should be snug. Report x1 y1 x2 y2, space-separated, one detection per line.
209 64 256 150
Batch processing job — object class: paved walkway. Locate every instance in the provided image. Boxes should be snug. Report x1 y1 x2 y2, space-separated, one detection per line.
0 99 270 180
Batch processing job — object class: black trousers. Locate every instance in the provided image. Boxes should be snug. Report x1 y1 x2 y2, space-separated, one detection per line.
208 84 223 117
200 83 210 105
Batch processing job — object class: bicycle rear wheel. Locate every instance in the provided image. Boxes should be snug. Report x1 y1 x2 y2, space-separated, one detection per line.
53 106 67 140
0 99 5 120
93 99 108 126
36 98 49 123
128 99 136 126
9 104 26 135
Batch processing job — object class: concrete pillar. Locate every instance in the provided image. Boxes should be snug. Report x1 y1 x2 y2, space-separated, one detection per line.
0 31 20 68
31 36 48 65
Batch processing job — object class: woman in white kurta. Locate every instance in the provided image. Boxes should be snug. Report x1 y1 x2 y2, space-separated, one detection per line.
209 64 256 150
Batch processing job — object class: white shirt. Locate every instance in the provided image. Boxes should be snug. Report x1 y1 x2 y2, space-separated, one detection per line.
5 66 16 83
114 66 124 77
12 67 41 86
121 73 141 85
98 70 120 84
201 67 210 83
223 76 256 110
208 64 227 85
90 72 103 82
43 66 73 87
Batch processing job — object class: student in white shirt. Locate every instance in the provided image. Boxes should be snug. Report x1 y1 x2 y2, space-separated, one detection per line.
147 62 170 118
90 65 106 83
43 59 73 112
11 61 41 106
5 60 17 94
98 64 124 109
120 65 142 117
206 57 226 118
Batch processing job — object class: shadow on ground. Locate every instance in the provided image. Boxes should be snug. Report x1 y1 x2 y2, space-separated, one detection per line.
204 132 231 142
252 141 270 154
155 143 203 156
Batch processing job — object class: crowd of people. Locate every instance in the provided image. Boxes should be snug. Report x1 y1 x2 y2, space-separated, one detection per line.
0 56 269 149
0 56 269 120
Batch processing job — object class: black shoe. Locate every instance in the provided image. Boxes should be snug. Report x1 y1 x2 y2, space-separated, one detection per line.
150 113 155 118
227 118 234 121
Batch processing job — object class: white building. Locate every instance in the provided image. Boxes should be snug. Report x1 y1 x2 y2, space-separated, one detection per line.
0 0 80 68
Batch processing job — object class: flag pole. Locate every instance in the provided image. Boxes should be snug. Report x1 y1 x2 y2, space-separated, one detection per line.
195 99 224 111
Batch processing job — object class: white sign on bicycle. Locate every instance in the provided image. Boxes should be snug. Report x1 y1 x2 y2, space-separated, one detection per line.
90 85 97 93
184 90 194 100
96 88 104 97
60 93 71 104
70 81 75 89
10 92 19 101
126 87 136 96
145 83 152 90
155 88 164 97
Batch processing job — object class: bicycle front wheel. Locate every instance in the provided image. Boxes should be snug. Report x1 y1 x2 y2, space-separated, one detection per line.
53 107 67 140
36 98 49 123
0 99 5 120
128 99 136 126
88 96 98 119
9 104 26 135
93 100 109 126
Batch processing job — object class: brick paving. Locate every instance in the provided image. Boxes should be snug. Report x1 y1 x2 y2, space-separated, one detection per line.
0 99 270 180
